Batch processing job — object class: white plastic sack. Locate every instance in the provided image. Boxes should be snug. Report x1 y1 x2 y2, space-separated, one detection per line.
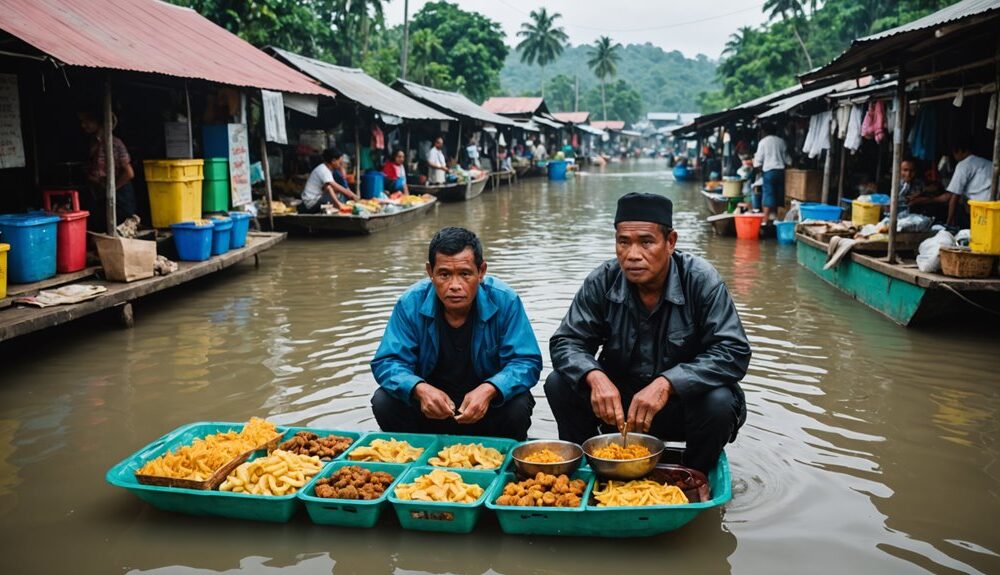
916 230 955 273
897 213 933 232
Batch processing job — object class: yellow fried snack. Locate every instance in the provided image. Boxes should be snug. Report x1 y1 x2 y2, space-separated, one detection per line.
592 480 689 507
393 469 484 503
218 449 324 496
347 438 424 463
522 449 565 464
591 443 652 460
136 418 278 481
428 443 504 469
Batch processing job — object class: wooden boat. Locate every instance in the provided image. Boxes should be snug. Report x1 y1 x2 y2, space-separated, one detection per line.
673 164 696 182
410 174 488 203
701 189 735 236
272 197 437 235
796 232 1000 326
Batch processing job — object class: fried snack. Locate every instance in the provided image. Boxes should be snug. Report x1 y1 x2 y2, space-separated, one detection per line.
347 438 424 463
136 417 278 481
314 466 395 500
428 443 504 469
591 443 652 460
393 469 484 503
592 479 689 507
218 449 324 496
495 472 586 507
279 431 354 460
522 449 566 464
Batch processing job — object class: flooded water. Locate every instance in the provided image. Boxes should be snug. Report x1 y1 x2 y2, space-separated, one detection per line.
1 159 998 574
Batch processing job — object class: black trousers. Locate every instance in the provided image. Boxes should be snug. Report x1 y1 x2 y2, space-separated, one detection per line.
371 387 535 441
543 371 742 473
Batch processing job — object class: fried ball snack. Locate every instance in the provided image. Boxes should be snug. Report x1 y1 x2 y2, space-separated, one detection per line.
347 438 424 463
593 479 689 507
279 431 354 460
314 466 395 500
495 472 586 508
590 443 652 460
218 449 324 496
428 443 504 469
521 448 566 464
136 417 278 481
393 469 484 503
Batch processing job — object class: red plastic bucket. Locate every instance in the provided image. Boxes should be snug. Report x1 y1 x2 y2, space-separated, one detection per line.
43 190 90 273
734 213 765 240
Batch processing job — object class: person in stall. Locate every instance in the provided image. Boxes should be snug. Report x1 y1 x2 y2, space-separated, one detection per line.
897 158 945 222
533 138 548 162
301 148 359 214
465 137 481 169
497 145 513 172
752 123 791 221
79 111 136 230
945 140 993 227
370 227 542 440
382 149 410 196
426 136 450 185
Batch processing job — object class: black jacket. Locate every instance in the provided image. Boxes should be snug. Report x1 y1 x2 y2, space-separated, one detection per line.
550 252 751 414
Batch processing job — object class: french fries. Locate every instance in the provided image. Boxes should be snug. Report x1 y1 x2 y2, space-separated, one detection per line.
393 469 484 503
592 480 689 507
136 417 278 481
428 443 504 469
218 449 324 496
347 438 424 463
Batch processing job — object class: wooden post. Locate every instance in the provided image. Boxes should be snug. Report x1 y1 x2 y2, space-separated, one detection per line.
354 119 361 192
456 123 462 166
260 134 274 231
185 81 193 158
104 77 116 235
887 80 907 264
991 63 1000 200
821 124 834 204
837 136 847 205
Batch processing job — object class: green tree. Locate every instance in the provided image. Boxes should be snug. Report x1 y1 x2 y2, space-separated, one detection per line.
543 74 576 112
515 8 568 97
587 36 622 121
409 29 446 86
763 0 812 69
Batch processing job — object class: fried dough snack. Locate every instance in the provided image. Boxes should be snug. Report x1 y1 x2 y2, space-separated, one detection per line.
522 449 565 464
218 449 323 496
593 479 689 507
393 469 484 503
279 431 354 460
495 472 586 507
591 443 652 460
429 443 504 469
136 417 278 481
314 466 395 500
347 438 424 463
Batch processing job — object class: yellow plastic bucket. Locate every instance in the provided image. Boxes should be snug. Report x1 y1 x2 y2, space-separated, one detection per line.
147 180 203 228
0 243 9 299
969 200 1000 255
851 201 882 227
143 159 204 182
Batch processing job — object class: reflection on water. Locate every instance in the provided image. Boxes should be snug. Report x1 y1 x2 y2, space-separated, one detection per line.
0 159 997 575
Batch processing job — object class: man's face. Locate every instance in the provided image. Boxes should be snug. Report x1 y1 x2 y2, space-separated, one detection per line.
434 138 443 149
615 221 677 288
329 156 341 169
900 161 916 183
79 115 99 135
426 247 486 318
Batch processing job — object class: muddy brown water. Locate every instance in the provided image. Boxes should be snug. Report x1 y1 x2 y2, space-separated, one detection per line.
0 159 998 574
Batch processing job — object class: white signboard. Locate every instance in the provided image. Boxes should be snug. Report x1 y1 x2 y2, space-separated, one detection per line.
0 74 25 169
227 123 252 206
261 90 287 144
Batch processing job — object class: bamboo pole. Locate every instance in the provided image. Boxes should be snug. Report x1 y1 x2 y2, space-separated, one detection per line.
992 60 1000 201
887 80 907 264
355 123 361 192
185 81 193 158
260 134 274 231
821 127 834 204
456 123 462 166
836 137 847 205
104 77 116 235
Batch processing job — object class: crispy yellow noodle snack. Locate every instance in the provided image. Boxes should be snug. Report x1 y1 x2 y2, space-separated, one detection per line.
219 449 324 496
136 417 278 481
593 480 689 507
347 438 424 463
429 443 504 469
394 469 484 503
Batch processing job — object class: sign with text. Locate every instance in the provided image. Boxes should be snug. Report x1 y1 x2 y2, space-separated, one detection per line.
0 74 25 169
227 123 251 206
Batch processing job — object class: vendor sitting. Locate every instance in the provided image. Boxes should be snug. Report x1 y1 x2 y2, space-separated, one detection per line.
382 148 410 195
370 227 542 440
898 158 945 222
301 148 359 213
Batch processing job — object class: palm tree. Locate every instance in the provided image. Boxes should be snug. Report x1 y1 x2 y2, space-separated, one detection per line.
587 36 621 121
409 29 444 85
722 26 754 59
763 0 813 70
516 8 568 97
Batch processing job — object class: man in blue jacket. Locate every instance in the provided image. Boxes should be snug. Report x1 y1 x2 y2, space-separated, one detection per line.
370 227 542 440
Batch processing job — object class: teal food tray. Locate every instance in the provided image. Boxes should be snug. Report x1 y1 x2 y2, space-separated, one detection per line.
425 434 517 471
278 427 366 461
342 432 439 465
299 461 408 528
485 469 595 536
388 466 498 534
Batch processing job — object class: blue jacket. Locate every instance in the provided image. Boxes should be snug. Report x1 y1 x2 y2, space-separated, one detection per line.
371 276 542 405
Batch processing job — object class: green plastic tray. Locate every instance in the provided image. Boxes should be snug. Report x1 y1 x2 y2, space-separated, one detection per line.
426 434 516 472
387 466 498 533
485 469 595 536
299 461 408 528
278 427 365 461
342 432 439 466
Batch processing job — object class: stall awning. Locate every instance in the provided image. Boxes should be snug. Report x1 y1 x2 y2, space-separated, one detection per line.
511 120 540 133
0 0 332 96
577 124 606 136
590 120 626 131
393 79 515 126
482 97 546 116
757 80 857 119
531 115 563 129
553 111 590 124
267 48 452 121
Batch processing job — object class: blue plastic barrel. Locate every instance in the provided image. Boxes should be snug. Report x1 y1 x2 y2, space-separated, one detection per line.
170 220 214 261
548 160 568 181
362 171 385 199
228 211 252 249
210 217 233 255
775 221 796 244
0 213 60 283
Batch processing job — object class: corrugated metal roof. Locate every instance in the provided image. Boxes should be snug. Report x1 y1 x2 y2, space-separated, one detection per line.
532 115 563 129
393 79 515 126
860 0 999 41
482 97 545 115
0 0 331 96
757 80 856 119
590 120 626 130
552 111 590 124
577 124 606 136
267 48 451 121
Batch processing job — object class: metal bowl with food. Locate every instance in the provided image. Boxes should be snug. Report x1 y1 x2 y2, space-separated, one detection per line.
582 433 665 480
510 439 583 478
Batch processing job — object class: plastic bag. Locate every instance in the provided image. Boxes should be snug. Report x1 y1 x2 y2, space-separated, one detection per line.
916 230 955 273
785 200 800 222
897 213 933 232
954 229 971 247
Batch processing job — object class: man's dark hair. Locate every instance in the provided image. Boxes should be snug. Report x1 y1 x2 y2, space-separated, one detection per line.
901 156 919 168
322 148 343 163
951 137 973 154
434 135 444 143
428 227 483 268
761 123 776 136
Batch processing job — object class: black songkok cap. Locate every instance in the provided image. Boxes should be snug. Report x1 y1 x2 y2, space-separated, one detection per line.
614 192 673 228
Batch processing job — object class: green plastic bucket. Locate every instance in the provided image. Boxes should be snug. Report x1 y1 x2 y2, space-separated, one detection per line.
342 432 440 466
388 466 498 533
202 178 230 212
203 157 229 180
486 469 595 536
299 461 409 528
426 434 517 472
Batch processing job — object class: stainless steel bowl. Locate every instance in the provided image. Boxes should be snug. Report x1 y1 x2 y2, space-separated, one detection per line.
582 433 665 480
510 440 583 478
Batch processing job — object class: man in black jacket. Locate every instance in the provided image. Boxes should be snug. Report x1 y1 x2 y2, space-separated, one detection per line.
545 192 751 473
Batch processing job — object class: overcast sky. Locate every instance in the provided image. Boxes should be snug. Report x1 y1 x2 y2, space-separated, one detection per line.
384 0 771 60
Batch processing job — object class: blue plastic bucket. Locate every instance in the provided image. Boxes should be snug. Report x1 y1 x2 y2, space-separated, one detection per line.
210 217 233 255
548 160 568 181
170 220 214 261
361 171 385 199
228 212 252 249
799 203 843 221
0 213 60 283
775 221 796 244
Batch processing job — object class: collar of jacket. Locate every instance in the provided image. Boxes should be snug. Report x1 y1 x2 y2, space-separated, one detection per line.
606 253 686 307
417 278 499 323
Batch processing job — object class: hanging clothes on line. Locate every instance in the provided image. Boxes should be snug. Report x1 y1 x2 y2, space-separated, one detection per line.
835 106 851 139
861 100 887 143
844 105 864 152
907 104 937 162
802 111 831 159
370 125 385 150
987 93 997 131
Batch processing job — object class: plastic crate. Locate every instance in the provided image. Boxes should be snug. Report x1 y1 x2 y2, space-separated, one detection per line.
143 159 204 182
299 461 409 528
228 211 252 248
277 427 365 461
0 213 60 283
388 466 498 533
426 434 517 472
486 469 595 536
969 200 1000 255
851 200 882 227
799 203 842 222
170 220 214 261
210 216 233 255
342 432 439 465
148 180 202 228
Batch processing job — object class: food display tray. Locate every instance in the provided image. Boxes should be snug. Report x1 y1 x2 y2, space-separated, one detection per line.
485 469 595 536
387 466 499 534
425 434 517 472
341 431 440 466
299 461 409 528
277 427 366 461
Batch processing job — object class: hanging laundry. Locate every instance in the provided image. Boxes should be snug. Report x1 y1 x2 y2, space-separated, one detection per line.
987 93 997 131
370 125 385 150
802 111 832 159
860 100 887 142
844 105 864 152
835 106 851 139
907 104 937 162
886 97 896 135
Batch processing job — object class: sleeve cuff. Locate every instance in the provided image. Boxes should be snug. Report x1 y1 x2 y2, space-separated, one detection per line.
661 366 693 398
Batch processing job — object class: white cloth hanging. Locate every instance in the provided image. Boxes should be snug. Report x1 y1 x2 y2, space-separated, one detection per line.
987 93 997 131
836 106 851 139
803 111 832 159
844 105 864 152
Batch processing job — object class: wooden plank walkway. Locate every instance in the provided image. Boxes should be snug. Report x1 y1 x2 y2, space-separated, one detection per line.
0 232 286 342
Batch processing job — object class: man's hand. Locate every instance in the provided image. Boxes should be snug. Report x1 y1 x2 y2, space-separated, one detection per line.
585 370 624 429
627 376 672 433
413 382 455 420
455 383 497 424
